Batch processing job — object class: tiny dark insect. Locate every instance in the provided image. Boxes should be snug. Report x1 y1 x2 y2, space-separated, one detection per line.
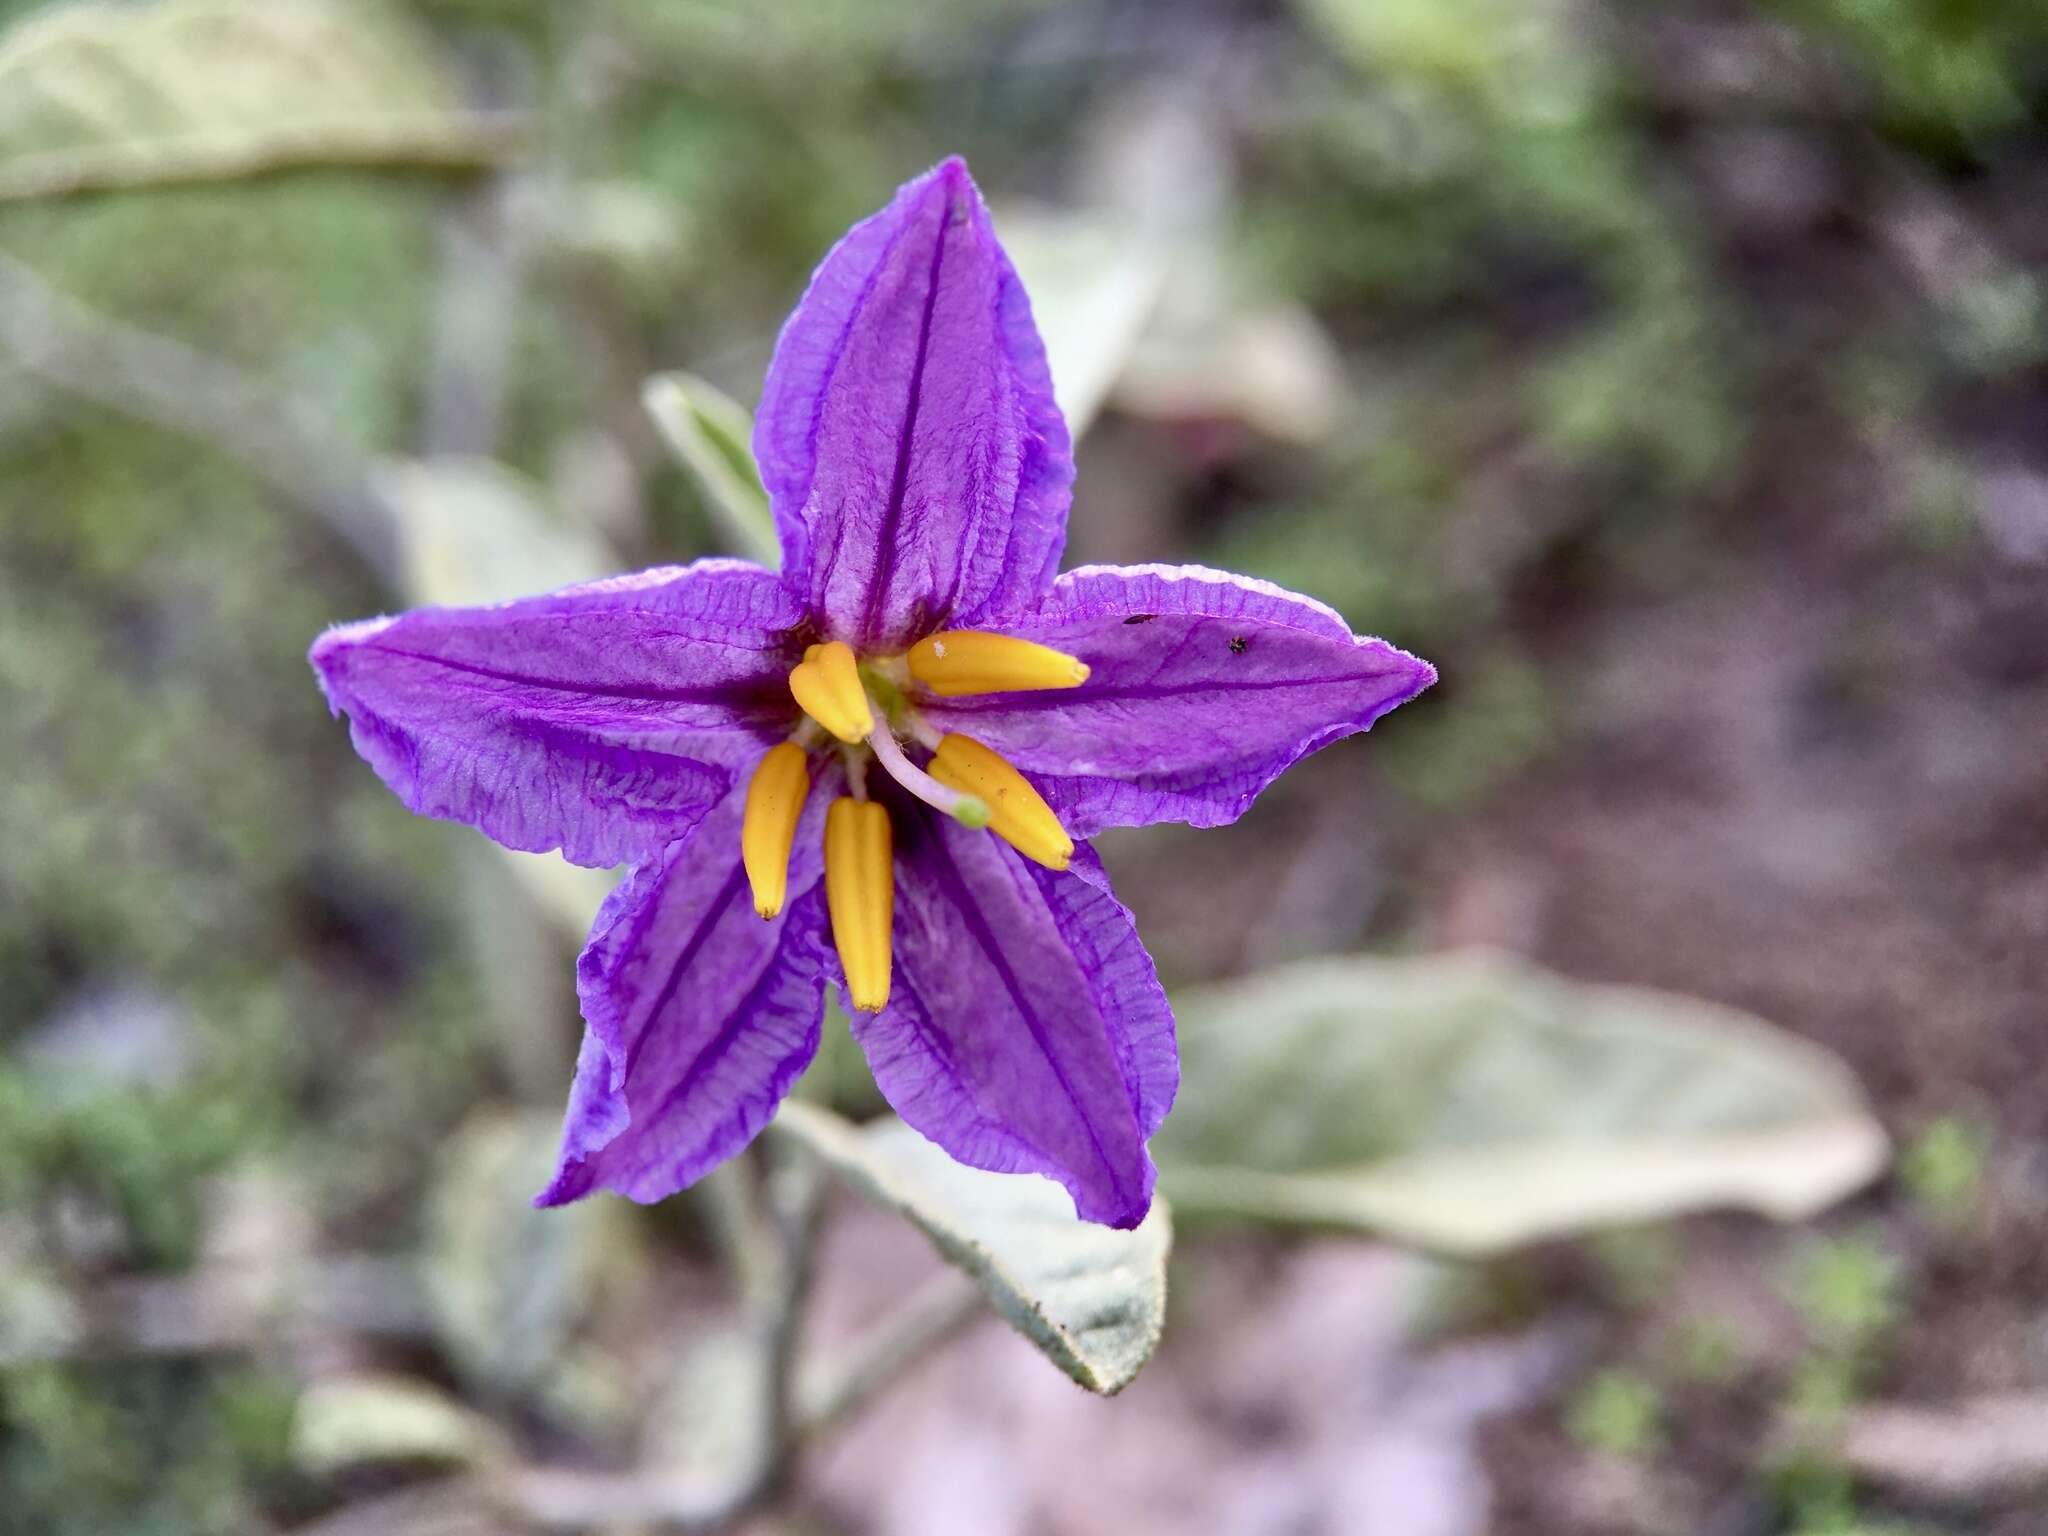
1229 635 1248 654
1123 613 1156 625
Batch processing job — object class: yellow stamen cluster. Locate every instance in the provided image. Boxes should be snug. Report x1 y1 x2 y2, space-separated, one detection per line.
748 629 1090 1014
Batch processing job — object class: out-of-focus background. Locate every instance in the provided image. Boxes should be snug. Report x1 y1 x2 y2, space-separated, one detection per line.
3 1 2045 1533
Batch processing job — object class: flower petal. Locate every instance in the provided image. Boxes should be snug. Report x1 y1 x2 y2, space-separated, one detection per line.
922 563 1435 837
537 772 835 1205
310 559 806 867
849 809 1174 1229
754 157 1073 650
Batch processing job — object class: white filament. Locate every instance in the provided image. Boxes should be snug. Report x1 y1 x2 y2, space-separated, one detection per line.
866 713 988 827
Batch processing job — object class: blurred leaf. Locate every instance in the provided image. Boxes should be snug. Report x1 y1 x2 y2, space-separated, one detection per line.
422 1110 626 1398
769 1102 1171 1395
383 455 613 607
1296 0 1592 120
291 1373 498 1476
642 1327 768 1484
0 1255 84 1367
0 0 523 204
488 849 615 945
1116 293 1346 443
1158 950 1888 1254
1836 1394 2048 1506
642 372 778 566
383 456 621 938
1775 0 2044 144
1062 93 1343 444
998 210 1166 440
548 179 692 290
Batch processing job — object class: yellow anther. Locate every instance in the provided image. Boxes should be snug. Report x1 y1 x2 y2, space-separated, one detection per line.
741 742 811 919
824 797 894 1012
905 631 1090 697
788 640 874 743
928 734 1073 872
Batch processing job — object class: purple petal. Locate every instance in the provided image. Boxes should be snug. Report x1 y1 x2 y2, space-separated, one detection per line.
923 563 1435 837
310 559 806 867
754 157 1073 650
849 810 1174 1229
538 770 836 1205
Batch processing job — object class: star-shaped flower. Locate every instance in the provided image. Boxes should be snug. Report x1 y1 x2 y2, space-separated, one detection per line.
311 157 1433 1229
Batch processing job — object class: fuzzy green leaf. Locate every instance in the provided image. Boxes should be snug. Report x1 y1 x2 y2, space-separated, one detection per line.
1159 949 1888 1254
291 1373 500 1475
0 0 523 204
769 1102 1171 1395
998 210 1165 441
421 1110 627 1398
642 371 779 567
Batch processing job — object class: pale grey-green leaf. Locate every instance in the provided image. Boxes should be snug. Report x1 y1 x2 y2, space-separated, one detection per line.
642 372 779 567
291 1373 501 1475
1158 950 1888 1254
421 1110 624 1397
768 1102 1170 1395
0 0 523 203
998 210 1165 440
641 1326 772 1485
1115 295 1346 442
384 455 613 607
1066 96 1343 441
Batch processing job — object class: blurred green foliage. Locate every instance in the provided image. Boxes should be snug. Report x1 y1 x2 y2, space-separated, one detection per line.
1786 1232 1904 1358
1566 1366 1665 1460
1778 1229 1906 1465
1775 0 2048 146
1898 1115 1991 1224
1 1359 301 1536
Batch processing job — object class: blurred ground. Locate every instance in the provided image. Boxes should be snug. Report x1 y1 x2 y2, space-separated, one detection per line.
3 1 2047 1533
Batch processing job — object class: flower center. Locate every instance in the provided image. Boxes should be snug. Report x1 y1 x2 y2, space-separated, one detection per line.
741 629 1088 1011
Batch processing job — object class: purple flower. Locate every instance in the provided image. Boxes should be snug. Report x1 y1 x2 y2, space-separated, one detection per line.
310 157 1433 1230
